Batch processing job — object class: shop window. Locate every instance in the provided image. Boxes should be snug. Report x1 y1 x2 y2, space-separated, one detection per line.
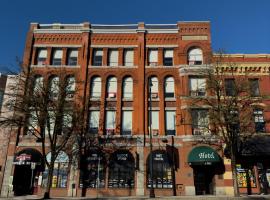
163 49 173 66
107 77 117 98
164 77 175 98
149 77 159 99
124 49 134 66
65 76 75 99
108 49 118 66
49 76 59 99
105 110 116 135
92 49 103 66
36 49 47 65
122 77 133 99
90 76 102 98
165 111 176 135
52 49 63 65
249 79 260 97
188 48 203 65
225 79 236 96
149 111 159 135
236 164 257 188
148 49 158 66
191 109 209 135
108 150 135 188
67 49 78 66
121 111 132 135
89 110 100 134
147 150 173 188
42 151 69 188
254 109 265 132
189 77 206 96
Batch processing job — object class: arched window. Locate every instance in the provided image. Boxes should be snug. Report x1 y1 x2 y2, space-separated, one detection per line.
42 151 69 188
49 76 59 98
65 76 75 99
122 77 133 99
107 77 117 98
90 77 102 98
108 150 135 188
164 77 175 98
188 48 203 65
147 150 173 188
149 77 158 99
33 76 43 93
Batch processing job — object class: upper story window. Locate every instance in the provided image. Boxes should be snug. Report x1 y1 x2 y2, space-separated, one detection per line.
149 111 159 134
37 49 47 65
225 79 236 96
164 77 175 98
52 49 63 66
49 76 59 98
188 48 203 65
254 109 265 133
65 76 75 99
67 49 78 66
124 49 134 67
92 49 103 66
163 49 173 66
108 49 118 66
149 77 159 99
249 79 260 97
33 76 44 93
191 109 209 135
89 110 100 134
148 49 158 66
90 77 102 99
122 77 133 99
107 77 117 98
121 111 132 135
105 110 116 134
165 111 176 135
190 77 206 96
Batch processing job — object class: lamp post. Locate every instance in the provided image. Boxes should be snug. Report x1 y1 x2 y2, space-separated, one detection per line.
148 78 155 198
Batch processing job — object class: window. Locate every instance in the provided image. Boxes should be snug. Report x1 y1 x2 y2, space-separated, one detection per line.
37 49 47 65
124 49 134 66
90 77 102 98
188 48 203 65
163 49 173 66
191 109 209 135
62 112 72 134
228 110 239 133
122 77 133 99
122 111 132 135
89 111 100 134
107 77 117 98
108 150 135 188
164 77 175 98
165 111 176 135
189 77 206 96
254 109 265 132
67 49 78 66
45 110 56 136
149 77 159 99
49 76 59 98
33 76 43 94
147 151 172 188
52 49 63 65
148 49 158 66
108 49 118 66
225 79 236 96
65 76 75 99
42 151 69 188
27 111 38 135
92 49 103 66
149 111 159 135
249 79 260 97
105 110 116 135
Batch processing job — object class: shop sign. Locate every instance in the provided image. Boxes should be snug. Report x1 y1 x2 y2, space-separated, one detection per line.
188 146 220 165
153 153 164 161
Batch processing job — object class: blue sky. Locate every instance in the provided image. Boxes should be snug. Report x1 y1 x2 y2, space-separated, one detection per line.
0 0 270 72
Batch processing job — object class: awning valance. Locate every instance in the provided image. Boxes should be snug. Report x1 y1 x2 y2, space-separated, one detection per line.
188 146 221 166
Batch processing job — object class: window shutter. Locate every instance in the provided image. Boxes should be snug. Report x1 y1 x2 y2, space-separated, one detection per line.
149 49 158 63
38 49 47 58
109 50 118 66
124 50 134 66
54 50 63 59
164 50 173 58
166 111 175 130
122 111 132 131
123 77 133 98
106 111 116 129
90 111 100 128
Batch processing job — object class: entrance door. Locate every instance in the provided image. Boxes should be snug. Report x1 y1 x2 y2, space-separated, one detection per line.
193 167 214 195
13 165 35 196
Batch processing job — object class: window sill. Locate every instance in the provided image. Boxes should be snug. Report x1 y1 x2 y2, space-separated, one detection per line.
148 98 160 101
165 97 176 101
31 65 80 68
90 97 101 101
106 98 117 101
122 98 133 101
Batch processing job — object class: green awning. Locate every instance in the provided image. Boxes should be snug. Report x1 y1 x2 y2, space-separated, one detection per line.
188 146 221 165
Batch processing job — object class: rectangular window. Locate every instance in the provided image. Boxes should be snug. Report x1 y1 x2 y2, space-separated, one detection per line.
165 111 176 135
52 49 63 65
105 110 116 134
92 49 103 66
67 49 78 66
149 111 159 134
37 49 47 65
124 49 134 66
190 77 206 96
148 49 158 66
249 79 260 97
225 79 236 96
122 111 132 135
108 49 118 66
254 109 265 132
27 111 38 135
191 109 209 135
89 111 100 134
163 49 173 66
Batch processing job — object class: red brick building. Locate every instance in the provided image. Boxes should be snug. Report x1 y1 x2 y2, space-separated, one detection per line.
1 21 270 197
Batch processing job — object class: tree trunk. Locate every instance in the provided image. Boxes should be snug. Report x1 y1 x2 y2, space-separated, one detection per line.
43 162 54 199
230 147 240 197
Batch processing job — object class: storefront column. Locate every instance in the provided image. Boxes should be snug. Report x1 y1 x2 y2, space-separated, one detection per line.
1 156 14 197
223 158 234 196
67 163 77 197
136 143 144 196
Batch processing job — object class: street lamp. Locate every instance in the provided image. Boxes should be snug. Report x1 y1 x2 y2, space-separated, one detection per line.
148 78 155 198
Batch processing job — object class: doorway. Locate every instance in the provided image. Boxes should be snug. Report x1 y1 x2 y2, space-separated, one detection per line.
193 166 215 195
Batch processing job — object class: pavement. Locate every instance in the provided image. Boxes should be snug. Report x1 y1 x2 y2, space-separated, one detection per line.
2 195 270 200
